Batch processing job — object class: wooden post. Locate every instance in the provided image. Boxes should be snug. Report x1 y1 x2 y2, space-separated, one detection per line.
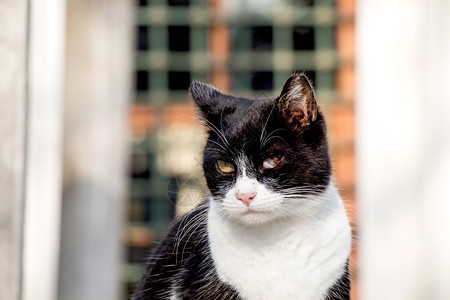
357 0 450 299
58 0 133 300
22 1 66 300
0 1 132 299
0 1 29 299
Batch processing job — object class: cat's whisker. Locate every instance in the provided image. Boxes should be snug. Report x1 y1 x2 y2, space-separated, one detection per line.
173 207 208 263
260 101 278 147
200 118 232 152
219 98 232 146
261 128 288 148
180 214 206 262
205 139 228 154
263 135 288 147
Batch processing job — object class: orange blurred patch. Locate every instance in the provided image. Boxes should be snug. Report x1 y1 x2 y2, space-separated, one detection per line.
130 104 155 135
165 102 197 126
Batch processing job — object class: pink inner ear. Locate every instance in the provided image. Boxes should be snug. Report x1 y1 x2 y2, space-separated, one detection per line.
290 101 303 111
290 101 308 119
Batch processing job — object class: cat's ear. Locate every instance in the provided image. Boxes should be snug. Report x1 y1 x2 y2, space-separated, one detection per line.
189 82 234 118
277 73 318 132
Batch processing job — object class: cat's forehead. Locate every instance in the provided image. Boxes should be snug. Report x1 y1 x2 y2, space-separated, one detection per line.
218 99 279 141
222 97 276 128
226 95 274 115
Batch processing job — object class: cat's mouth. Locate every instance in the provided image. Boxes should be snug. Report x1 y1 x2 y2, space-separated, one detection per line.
241 208 268 216
231 206 281 226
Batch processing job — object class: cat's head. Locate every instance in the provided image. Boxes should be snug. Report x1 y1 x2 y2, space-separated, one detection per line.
190 73 331 226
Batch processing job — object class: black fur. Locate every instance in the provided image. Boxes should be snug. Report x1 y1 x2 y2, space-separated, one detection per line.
132 74 351 299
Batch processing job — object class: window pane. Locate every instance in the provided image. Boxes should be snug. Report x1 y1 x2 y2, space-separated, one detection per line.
251 26 273 51
168 26 190 52
293 26 315 50
168 71 191 90
252 71 273 90
136 70 149 91
136 26 149 50
168 0 190 6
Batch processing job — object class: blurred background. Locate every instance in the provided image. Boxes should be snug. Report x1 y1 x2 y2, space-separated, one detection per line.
1 0 450 300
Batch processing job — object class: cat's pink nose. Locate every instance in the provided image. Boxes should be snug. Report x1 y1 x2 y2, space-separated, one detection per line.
235 192 257 206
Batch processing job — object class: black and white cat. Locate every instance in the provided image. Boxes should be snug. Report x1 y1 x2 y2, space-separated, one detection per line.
133 73 352 300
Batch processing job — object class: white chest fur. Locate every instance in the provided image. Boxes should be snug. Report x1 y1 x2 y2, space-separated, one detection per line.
207 183 351 300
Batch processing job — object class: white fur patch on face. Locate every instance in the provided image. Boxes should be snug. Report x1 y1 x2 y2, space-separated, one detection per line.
234 175 257 195
220 174 285 226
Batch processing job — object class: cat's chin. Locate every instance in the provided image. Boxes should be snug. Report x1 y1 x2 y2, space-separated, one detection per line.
235 212 280 227
219 206 285 227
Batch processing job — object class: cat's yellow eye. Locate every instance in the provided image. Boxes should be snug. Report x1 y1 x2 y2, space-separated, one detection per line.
217 160 235 173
